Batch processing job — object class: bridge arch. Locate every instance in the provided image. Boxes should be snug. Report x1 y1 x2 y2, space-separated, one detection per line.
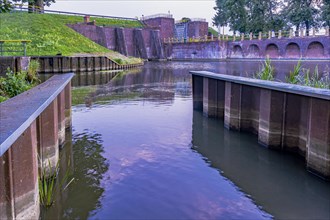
265 43 279 58
285 43 300 58
232 45 243 58
247 44 260 58
306 41 325 58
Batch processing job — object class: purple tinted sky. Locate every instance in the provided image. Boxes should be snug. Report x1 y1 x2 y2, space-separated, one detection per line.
49 0 218 28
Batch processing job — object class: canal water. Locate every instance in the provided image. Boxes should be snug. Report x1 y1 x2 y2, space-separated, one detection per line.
43 61 330 220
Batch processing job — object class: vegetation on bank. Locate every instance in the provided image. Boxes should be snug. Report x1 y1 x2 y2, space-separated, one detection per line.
0 60 40 103
208 27 219 37
0 13 142 62
254 58 330 89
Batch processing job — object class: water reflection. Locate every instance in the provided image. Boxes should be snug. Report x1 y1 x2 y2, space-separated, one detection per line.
192 110 330 220
46 61 330 220
43 129 109 219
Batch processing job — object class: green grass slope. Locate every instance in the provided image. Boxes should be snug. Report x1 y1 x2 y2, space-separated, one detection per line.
0 12 143 56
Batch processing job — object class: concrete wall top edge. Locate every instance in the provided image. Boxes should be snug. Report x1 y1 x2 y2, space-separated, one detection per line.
190 71 330 100
0 73 74 156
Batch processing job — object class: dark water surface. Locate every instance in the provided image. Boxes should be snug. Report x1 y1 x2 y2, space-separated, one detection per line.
44 61 330 220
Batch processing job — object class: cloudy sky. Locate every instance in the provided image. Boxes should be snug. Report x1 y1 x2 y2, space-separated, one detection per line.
49 0 218 28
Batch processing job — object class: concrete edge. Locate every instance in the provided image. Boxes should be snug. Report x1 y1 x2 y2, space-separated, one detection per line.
0 73 74 156
190 71 330 100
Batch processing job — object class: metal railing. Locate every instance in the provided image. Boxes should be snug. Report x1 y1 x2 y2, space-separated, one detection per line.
12 5 139 21
165 27 330 44
141 13 173 20
0 40 31 56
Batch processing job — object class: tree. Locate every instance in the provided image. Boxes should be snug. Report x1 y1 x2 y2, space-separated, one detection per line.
284 0 320 36
0 0 13 12
213 0 228 28
224 0 247 34
321 0 330 27
12 0 55 13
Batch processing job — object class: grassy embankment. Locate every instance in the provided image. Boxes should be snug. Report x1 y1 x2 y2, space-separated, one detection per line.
0 13 143 64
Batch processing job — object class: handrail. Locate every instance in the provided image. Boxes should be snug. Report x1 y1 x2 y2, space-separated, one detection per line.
0 73 74 156
12 6 139 21
0 40 31 56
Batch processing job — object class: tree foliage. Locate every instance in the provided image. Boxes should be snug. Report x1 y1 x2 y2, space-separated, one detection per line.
213 0 327 34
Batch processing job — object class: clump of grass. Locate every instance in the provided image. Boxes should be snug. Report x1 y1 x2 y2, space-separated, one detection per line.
286 60 302 84
254 57 275 81
302 66 330 89
39 158 74 208
113 58 124 64
27 60 41 84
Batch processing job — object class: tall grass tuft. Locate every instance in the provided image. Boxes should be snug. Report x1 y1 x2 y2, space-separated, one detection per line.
27 60 40 84
38 158 74 208
302 66 330 89
254 57 275 81
286 60 302 84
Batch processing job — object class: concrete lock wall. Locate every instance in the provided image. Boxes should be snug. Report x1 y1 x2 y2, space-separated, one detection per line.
0 73 74 219
0 56 143 75
191 71 330 180
68 24 165 60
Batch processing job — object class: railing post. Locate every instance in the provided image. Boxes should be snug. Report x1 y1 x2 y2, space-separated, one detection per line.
226 35 228 41
278 30 282 39
249 32 252 40
22 42 27 56
0 41 3 56
241 33 244 41
312 28 315 37
326 26 329 36
300 29 304 37
233 35 236 41
258 32 262 40
289 29 293 38
268 31 271 39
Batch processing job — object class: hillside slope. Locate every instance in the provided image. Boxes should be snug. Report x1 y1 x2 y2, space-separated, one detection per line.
0 13 142 57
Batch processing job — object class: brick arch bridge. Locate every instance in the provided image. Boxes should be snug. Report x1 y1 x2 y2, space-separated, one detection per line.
228 36 329 59
166 36 329 60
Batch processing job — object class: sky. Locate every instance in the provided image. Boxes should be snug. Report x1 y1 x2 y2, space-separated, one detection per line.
48 0 219 29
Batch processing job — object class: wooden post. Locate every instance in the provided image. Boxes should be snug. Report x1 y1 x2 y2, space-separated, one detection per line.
300 29 304 37
258 32 262 40
241 33 244 41
268 31 271 39
278 30 282 39
289 29 293 38
249 32 253 40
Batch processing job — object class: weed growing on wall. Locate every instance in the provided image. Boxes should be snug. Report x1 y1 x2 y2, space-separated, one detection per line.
254 57 275 81
39 158 74 208
286 60 302 84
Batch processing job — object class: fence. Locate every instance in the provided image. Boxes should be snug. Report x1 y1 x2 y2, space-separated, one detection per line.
165 27 330 44
12 5 139 21
0 40 31 56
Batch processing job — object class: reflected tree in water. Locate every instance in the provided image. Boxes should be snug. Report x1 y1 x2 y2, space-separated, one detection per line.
43 130 109 219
